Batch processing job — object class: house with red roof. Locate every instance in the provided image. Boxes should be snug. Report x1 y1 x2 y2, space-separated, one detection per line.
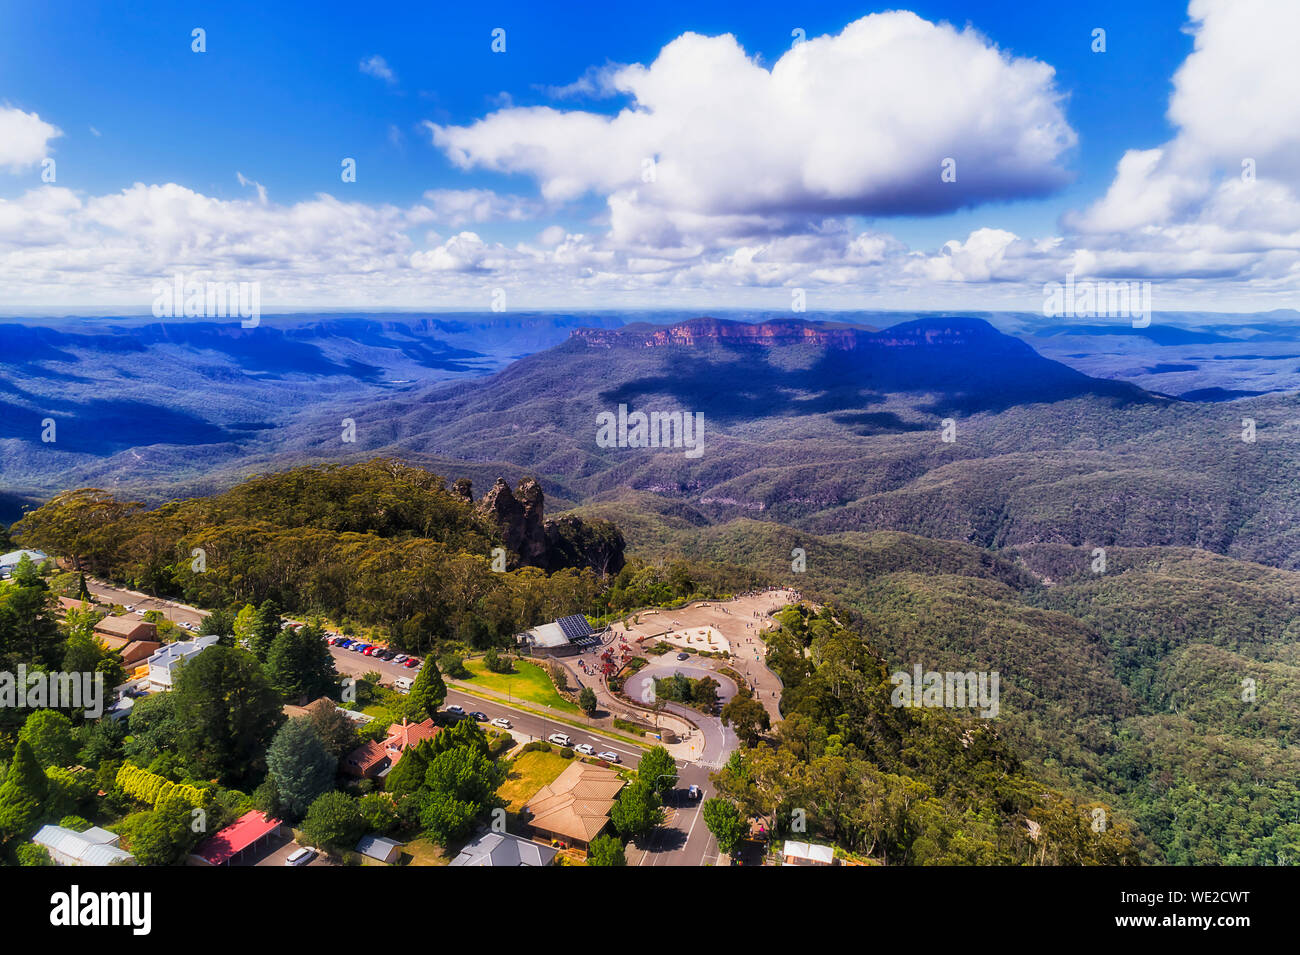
342 717 441 778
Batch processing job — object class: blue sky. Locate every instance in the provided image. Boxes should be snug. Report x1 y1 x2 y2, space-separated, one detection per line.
0 0 1294 311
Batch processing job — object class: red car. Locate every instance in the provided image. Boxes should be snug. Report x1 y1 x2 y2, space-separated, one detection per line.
404 657 420 668
363 646 376 656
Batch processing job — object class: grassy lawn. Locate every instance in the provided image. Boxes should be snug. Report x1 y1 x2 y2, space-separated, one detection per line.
497 749 573 812
400 836 452 866
462 658 580 714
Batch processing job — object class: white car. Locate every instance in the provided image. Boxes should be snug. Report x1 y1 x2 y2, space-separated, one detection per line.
597 751 620 764
285 846 317 866
548 733 572 747
392 654 408 663
490 717 512 729
124 605 135 612
574 743 595 756
135 608 147 615
446 704 465 715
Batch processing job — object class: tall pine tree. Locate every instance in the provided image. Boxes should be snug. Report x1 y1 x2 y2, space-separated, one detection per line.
407 660 447 720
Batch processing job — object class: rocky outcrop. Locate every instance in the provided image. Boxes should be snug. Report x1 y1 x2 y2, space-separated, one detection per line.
477 477 548 569
473 476 625 575
544 514 626 576
450 478 473 503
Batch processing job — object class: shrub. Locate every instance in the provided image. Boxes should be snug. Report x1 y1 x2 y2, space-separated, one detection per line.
16 843 54 866
560 748 575 759
116 764 207 812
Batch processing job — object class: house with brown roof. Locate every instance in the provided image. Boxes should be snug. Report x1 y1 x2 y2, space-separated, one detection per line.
341 718 441 778
94 614 158 645
92 615 161 668
523 761 625 850
282 696 337 720
57 596 95 615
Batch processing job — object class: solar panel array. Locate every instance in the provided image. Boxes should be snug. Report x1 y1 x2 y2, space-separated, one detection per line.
556 614 593 641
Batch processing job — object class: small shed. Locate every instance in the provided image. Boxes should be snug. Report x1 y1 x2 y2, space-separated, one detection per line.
355 834 402 864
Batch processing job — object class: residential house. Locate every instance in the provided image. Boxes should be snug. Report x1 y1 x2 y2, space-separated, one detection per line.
341 717 441 778
0 549 49 575
342 741 390 779
145 635 219 691
450 831 557 867
523 760 625 850
94 614 158 645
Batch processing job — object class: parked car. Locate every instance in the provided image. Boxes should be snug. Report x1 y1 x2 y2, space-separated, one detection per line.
490 717 512 729
574 743 595 756
403 658 420 668
392 654 408 663
469 711 487 721
285 846 317 867
124 605 135 612
352 643 371 653
446 704 465 715
548 733 572 747
676 652 689 660
597 751 620 764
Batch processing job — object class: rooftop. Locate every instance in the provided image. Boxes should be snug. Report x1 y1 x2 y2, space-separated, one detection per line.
95 615 157 640
192 811 281 866
525 761 625 844
0 548 48 568
34 824 135 866
450 831 558 867
148 634 219 668
783 840 835 865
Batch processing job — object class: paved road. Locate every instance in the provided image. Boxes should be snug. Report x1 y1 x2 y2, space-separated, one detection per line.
85 579 207 629
636 760 720 867
327 645 647 765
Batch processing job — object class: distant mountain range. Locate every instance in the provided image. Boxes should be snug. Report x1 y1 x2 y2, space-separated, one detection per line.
237 314 1295 570
4 312 1300 572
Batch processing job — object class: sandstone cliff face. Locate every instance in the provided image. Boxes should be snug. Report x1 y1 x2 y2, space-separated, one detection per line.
473 476 625 575
563 316 1025 353
544 514 626 576
569 316 880 350
477 477 548 569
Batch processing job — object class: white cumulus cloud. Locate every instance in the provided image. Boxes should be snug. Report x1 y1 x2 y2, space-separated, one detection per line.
0 106 62 172
428 12 1076 249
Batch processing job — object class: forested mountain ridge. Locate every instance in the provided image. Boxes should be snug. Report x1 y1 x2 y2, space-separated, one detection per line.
265 316 1300 569
10 460 624 652
561 505 1300 865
